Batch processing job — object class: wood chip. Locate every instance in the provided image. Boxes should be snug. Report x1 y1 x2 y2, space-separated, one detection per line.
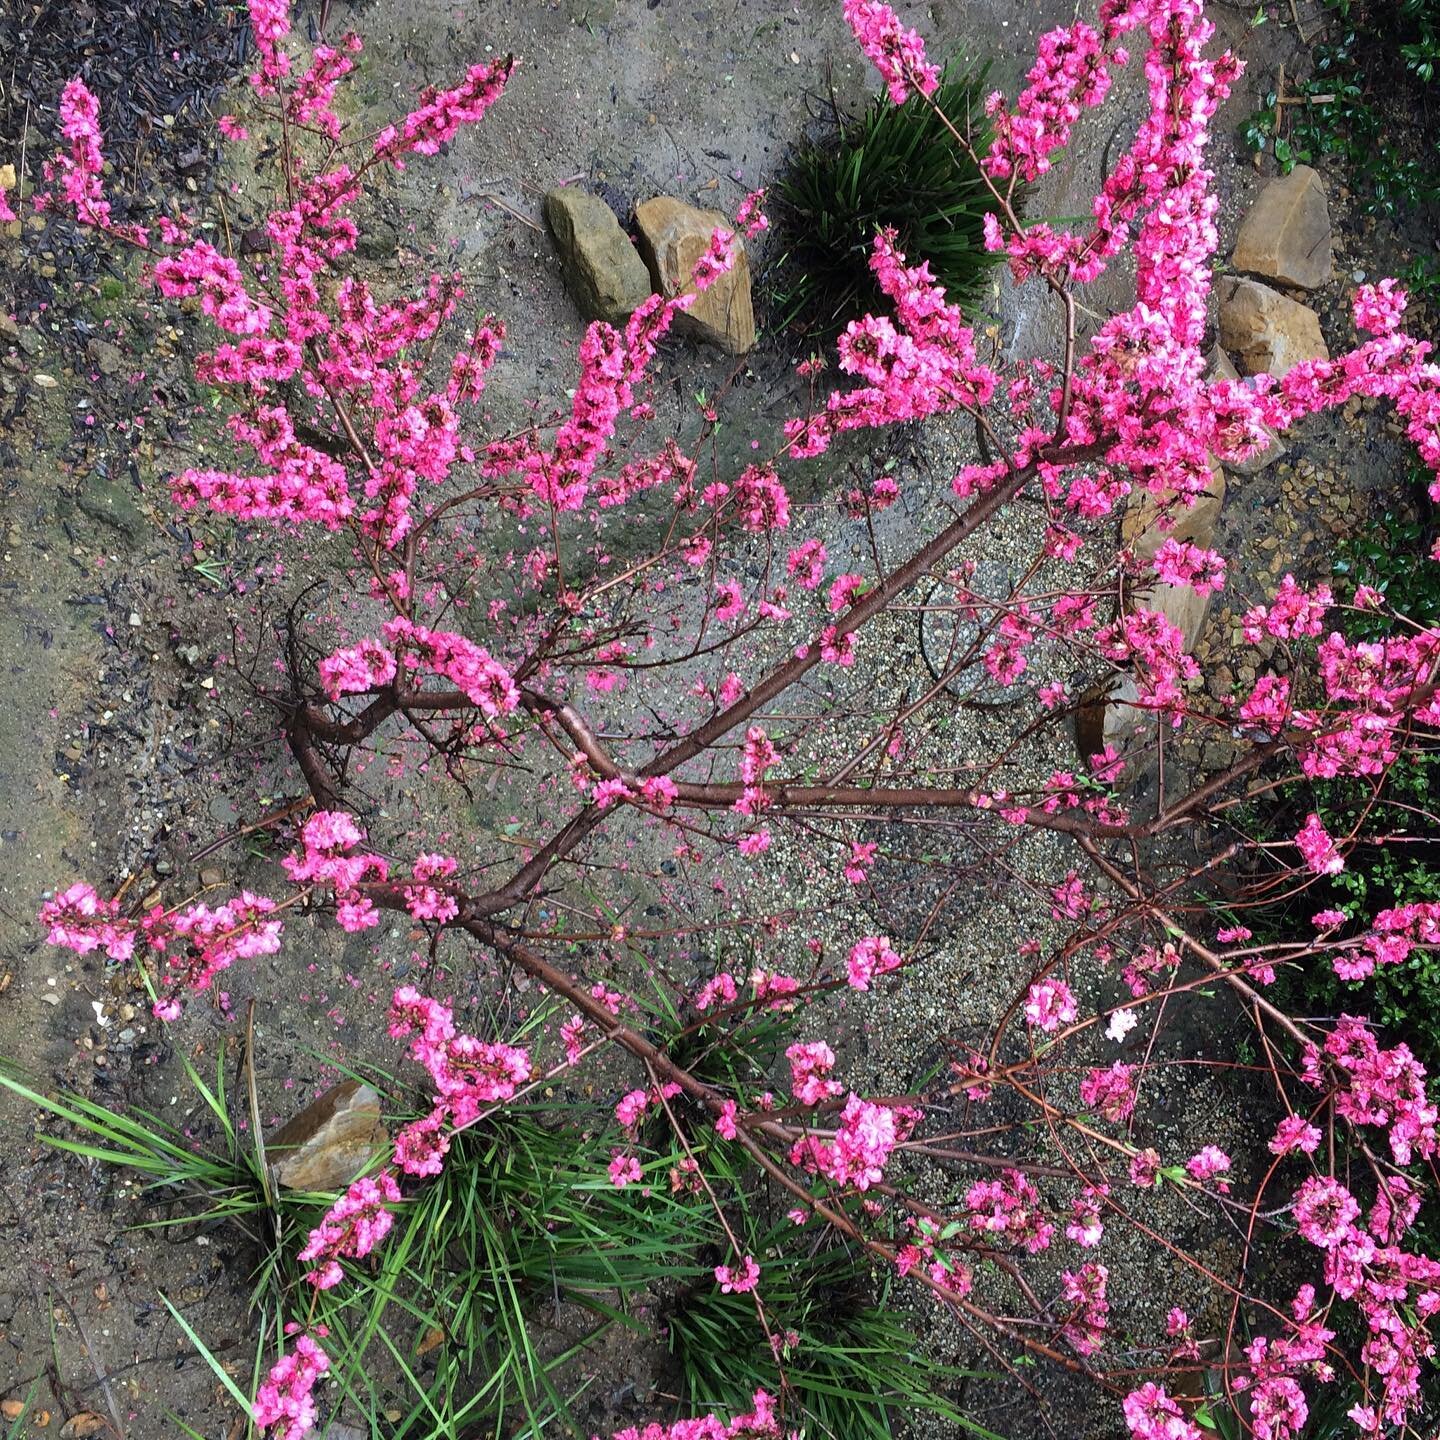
60 1415 107 1439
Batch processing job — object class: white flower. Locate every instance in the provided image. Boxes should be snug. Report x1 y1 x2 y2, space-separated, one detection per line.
1106 1008 1139 1043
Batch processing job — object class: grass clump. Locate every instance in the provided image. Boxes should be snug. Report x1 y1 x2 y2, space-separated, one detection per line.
770 61 1008 342
1 1050 982 1439
665 1214 992 1440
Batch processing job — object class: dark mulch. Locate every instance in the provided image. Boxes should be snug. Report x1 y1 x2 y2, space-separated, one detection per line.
0 0 246 321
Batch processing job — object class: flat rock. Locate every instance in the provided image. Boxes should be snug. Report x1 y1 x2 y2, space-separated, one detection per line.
1231 165 1332 291
1075 672 1145 765
76 475 145 540
1203 345 1285 475
1122 459 1226 562
268 1079 388 1192
1218 277 1328 378
544 187 652 326
87 338 123 376
634 196 755 354
1128 579 1211 654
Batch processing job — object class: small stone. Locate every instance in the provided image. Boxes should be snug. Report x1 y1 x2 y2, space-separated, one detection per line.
76 475 145 544
88 338 123 375
33 372 59 389
634 196 756 353
543 187 652 326
268 1079 389 1192
1231 165 1333 290
59 1417 106 1440
1218 277 1328 378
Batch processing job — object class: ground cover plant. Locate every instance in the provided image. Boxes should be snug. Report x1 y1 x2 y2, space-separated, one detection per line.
7 0 1440 1437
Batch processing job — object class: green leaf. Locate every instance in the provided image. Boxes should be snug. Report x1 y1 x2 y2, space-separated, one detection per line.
161 1295 254 1417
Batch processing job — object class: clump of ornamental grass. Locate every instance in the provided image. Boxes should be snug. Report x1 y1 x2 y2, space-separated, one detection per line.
769 60 1008 340
8 1057 972 1440
665 1214 988 1440
0 1060 723 1438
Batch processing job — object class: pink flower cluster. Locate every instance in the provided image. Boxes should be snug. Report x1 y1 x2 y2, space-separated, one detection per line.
842 0 940 104
1294 813 1344 876
252 1329 329 1440
318 638 399 700
1024 977 1077 1033
789 1093 914 1191
283 811 389 934
297 1172 401 1288
1079 1061 1136 1123
42 79 148 242
846 934 902 990
1305 1016 1437 1166
373 57 515 165
965 1168 1055 1255
381 617 520 717
40 882 284 1020
714 1254 760 1293
1058 1261 1109 1356
388 984 533 1130
599 1391 779 1440
786 1040 843 1106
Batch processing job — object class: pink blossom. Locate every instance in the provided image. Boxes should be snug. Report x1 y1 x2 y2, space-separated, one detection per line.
714 1254 760 1293
1291 1175 1360 1249
1059 1262 1109 1356
1151 538 1227 596
1185 1146 1231 1185
1079 1062 1136 1123
847 934 902 990
373 57 514 165
1353 278 1407 336
843 0 940 105
786 1041 843 1106
734 187 769 238
608 1150 642 1188
1023 977 1077 1033
1122 1383 1201 1440
298 1172 401 1288
252 1330 329 1439
1294 813 1344 876
1269 1115 1322 1156
393 1109 450 1177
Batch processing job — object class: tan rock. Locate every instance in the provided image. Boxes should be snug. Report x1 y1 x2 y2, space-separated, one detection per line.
268 1079 388 1192
1122 459 1226 562
1129 579 1212 654
1203 345 1285 475
544 187 653 326
1218 277 1328 378
1075 672 1145 764
1232 165 1332 291
634 196 755 353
